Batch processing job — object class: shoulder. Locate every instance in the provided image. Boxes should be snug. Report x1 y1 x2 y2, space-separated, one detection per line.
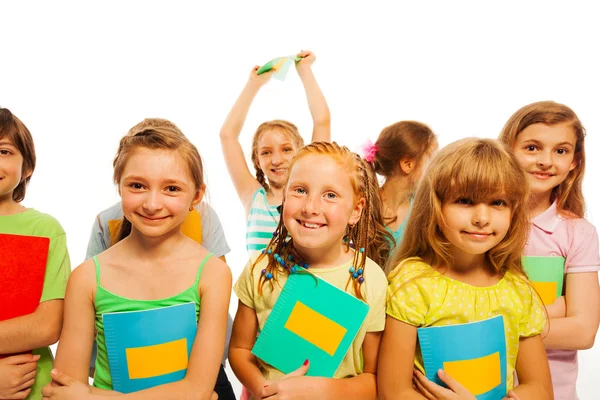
363 257 388 286
564 215 598 236
68 258 97 293
388 257 434 285
201 253 232 283
22 209 66 238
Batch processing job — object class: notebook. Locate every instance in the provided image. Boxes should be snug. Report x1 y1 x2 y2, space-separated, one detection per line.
0 233 49 358
252 271 370 377
103 302 197 393
522 256 565 305
417 315 507 399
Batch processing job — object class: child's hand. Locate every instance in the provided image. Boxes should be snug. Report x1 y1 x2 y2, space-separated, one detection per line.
502 390 521 400
248 65 274 88
546 295 566 318
41 369 92 400
260 360 321 399
413 369 477 400
295 50 316 74
0 353 39 399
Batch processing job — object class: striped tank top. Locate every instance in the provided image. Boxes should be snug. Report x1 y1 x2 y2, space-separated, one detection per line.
246 187 280 254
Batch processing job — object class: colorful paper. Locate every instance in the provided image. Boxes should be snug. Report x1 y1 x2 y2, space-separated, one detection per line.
522 256 565 305
251 271 369 377
256 55 302 81
417 315 507 399
103 302 197 393
0 233 49 358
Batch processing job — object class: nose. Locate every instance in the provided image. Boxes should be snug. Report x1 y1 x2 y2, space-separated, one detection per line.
302 194 320 215
271 150 283 166
536 149 553 168
143 190 163 213
472 203 490 227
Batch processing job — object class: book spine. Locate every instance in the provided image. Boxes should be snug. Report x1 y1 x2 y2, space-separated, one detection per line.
418 331 436 382
103 319 123 391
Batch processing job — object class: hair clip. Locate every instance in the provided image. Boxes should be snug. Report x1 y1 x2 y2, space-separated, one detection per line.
360 139 379 163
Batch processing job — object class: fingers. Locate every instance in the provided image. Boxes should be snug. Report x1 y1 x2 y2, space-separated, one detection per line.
413 370 454 399
3 353 40 365
17 361 38 377
49 369 75 386
412 373 436 400
284 359 309 378
437 369 472 396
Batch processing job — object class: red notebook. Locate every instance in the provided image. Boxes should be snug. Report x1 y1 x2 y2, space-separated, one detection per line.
0 233 50 357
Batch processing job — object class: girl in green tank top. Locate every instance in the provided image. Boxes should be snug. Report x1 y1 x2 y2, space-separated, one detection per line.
43 120 234 400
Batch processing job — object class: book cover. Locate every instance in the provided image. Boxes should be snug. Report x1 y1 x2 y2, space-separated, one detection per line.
103 302 197 393
251 271 370 377
522 256 565 305
0 233 49 358
417 315 507 399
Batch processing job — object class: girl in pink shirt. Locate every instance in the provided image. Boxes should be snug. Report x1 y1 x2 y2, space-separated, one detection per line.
500 101 600 400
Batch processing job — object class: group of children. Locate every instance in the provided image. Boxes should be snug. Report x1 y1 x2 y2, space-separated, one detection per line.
1 50 598 400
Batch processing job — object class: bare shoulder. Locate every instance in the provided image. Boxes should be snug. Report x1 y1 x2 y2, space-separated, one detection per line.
68 258 97 299
199 253 232 290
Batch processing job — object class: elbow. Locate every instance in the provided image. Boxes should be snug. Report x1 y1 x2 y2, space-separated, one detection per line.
580 332 596 350
43 319 63 346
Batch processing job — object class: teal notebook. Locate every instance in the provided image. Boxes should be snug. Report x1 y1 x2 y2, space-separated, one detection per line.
103 302 197 393
252 272 370 377
522 256 565 305
417 315 507 399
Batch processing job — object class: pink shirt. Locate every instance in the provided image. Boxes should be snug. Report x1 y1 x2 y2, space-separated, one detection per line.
524 202 600 400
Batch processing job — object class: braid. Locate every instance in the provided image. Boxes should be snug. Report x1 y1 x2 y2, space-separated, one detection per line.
255 167 269 192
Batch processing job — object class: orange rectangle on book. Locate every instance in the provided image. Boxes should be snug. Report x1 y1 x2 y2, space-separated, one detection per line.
443 352 501 396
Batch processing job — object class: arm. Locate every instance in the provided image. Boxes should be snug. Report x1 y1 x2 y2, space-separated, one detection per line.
512 335 553 399
0 300 63 354
295 50 331 143
542 272 600 349
228 301 266 397
378 316 426 400
219 67 273 209
52 261 97 383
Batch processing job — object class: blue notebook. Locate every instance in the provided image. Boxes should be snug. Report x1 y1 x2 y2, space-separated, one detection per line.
252 271 370 377
103 302 197 393
417 315 507 399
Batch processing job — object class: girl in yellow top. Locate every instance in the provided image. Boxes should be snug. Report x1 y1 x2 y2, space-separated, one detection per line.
230 142 392 400
378 138 553 400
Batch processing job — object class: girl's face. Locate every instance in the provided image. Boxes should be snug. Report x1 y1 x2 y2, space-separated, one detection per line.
256 129 297 189
119 148 203 238
0 137 28 201
283 154 364 254
512 122 577 200
441 196 511 262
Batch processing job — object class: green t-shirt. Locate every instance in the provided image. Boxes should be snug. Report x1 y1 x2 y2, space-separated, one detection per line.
0 208 71 400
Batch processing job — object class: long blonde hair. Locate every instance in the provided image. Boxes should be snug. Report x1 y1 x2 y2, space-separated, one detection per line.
499 101 586 218
253 141 393 300
386 138 530 280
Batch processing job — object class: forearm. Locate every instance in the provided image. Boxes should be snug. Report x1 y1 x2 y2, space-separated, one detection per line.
512 382 553 400
380 388 426 400
319 372 377 400
229 348 266 397
219 82 262 141
297 68 331 141
0 305 61 353
92 380 213 400
543 316 598 349
90 387 120 396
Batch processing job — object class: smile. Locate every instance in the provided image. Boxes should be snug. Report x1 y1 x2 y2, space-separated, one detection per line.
298 220 325 229
137 213 169 222
462 231 493 239
529 171 554 180
271 168 287 175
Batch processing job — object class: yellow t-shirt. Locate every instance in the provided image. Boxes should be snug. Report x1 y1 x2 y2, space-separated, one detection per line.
386 258 546 390
234 252 387 383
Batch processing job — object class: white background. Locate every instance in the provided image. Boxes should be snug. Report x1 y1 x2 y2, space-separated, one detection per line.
2 1 599 397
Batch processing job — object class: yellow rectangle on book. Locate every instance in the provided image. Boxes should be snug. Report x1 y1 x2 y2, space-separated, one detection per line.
126 338 189 379
443 352 501 396
284 301 347 356
531 281 557 305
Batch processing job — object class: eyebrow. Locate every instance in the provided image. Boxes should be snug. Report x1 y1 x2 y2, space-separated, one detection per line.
123 176 188 186
0 141 16 147
521 139 574 147
259 142 294 150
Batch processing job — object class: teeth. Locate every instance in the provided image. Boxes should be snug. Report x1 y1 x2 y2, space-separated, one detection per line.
302 222 320 229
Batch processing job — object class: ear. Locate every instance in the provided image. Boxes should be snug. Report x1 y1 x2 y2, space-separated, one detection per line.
21 167 33 181
569 158 578 172
348 197 366 226
399 157 416 175
191 184 206 209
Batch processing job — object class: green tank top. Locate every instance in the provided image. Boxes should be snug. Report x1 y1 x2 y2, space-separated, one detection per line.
92 253 212 389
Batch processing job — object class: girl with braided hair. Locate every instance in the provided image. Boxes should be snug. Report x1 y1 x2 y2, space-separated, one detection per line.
219 50 331 255
229 142 391 400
